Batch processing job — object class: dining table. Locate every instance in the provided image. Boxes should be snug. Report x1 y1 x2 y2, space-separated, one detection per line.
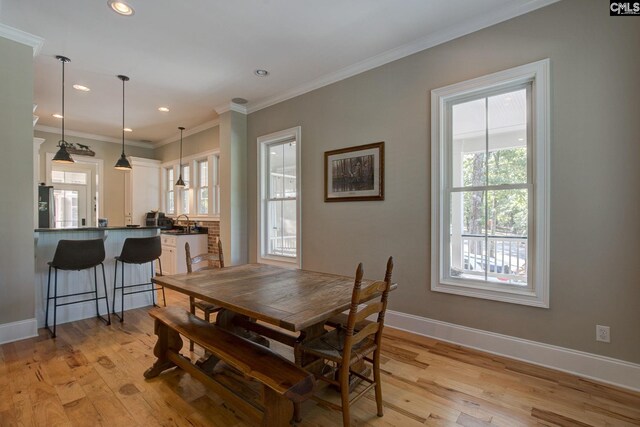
151 263 396 368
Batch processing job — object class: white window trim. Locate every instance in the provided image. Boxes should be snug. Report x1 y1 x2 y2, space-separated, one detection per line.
161 149 220 221
431 59 550 308
257 126 302 268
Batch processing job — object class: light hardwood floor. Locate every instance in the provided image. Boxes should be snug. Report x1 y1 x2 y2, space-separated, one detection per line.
1 289 638 426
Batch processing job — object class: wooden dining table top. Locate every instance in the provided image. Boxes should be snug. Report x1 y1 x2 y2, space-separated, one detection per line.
152 263 396 332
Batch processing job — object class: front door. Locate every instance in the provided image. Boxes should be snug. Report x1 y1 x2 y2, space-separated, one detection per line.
53 184 88 228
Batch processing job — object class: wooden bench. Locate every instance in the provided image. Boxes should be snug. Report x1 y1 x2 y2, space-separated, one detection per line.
143 306 315 426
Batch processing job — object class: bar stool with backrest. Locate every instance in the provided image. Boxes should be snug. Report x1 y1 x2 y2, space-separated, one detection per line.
296 257 394 427
185 238 224 351
45 238 111 338
112 235 165 322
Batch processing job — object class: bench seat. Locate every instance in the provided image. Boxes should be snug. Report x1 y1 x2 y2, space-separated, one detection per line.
145 306 314 426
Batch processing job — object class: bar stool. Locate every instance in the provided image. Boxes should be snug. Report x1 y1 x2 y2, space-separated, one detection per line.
45 238 111 338
112 236 166 322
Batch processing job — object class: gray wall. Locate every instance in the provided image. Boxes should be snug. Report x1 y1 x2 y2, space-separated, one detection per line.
154 126 219 163
0 37 35 324
35 130 155 226
247 0 640 363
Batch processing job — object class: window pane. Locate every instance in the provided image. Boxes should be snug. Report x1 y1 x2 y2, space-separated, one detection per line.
488 89 528 185
450 191 486 282
167 191 174 214
167 168 174 190
198 188 208 214
199 161 208 187
283 141 297 197
65 172 87 184
269 144 284 198
53 189 79 228
52 170 64 183
181 166 190 214
452 98 486 188
486 189 528 285
267 200 296 258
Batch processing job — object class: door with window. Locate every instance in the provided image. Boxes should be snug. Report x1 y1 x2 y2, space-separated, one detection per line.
51 168 92 228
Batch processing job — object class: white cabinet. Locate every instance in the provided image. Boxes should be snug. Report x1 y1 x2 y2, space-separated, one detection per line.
124 157 161 225
158 233 207 275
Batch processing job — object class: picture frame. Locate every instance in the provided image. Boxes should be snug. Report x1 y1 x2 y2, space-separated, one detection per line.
324 141 384 202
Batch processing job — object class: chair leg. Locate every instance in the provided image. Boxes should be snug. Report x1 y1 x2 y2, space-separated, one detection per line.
120 262 125 322
189 297 196 352
52 268 58 338
339 365 351 427
45 266 52 331
93 266 100 318
151 261 157 307
373 351 383 417
101 264 111 325
112 261 118 317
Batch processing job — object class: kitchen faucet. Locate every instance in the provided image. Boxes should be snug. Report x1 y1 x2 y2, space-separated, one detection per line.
176 214 190 234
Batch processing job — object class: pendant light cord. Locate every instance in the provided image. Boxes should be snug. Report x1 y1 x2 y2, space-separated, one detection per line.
61 59 65 144
122 77 125 156
179 128 183 177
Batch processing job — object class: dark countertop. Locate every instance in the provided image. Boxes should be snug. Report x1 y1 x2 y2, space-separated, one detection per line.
35 226 161 232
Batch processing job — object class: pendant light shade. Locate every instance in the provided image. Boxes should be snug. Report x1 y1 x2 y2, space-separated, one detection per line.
114 74 132 170
175 126 186 187
53 55 74 164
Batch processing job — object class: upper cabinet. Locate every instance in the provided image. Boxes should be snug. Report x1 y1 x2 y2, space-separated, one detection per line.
124 157 161 225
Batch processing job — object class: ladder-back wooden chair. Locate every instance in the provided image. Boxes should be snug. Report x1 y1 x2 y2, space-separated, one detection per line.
185 238 224 351
297 257 394 427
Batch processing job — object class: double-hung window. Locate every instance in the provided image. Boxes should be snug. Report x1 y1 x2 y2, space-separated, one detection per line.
431 60 549 307
180 164 190 214
166 167 175 215
162 151 219 218
197 160 209 214
258 127 301 267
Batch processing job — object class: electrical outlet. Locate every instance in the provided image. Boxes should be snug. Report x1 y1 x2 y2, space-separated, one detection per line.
596 325 610 343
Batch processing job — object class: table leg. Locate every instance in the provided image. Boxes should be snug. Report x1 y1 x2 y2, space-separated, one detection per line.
144 319 183 379
216 308 270 348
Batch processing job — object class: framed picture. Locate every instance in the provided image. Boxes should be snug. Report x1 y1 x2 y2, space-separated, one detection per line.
324 142 384 202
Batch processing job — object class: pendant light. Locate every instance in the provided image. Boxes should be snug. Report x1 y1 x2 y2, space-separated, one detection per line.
114 74 132 170
52 55 74 164
175 127 186 187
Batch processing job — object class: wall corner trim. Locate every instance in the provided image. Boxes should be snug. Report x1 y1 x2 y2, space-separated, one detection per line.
385 310 640 392
0 23 44 57
0 318 38 345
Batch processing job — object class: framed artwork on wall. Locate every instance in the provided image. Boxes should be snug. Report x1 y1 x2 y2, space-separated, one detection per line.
324 141 384 202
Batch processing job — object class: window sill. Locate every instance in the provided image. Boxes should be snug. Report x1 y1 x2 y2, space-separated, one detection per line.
258 255 300 269
432 279 548 308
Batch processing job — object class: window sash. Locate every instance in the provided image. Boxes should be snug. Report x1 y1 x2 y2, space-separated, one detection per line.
162 153 219 217
431 59 549 308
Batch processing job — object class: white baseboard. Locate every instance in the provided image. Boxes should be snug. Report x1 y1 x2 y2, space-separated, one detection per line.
385 310 640 392
0 318 38 345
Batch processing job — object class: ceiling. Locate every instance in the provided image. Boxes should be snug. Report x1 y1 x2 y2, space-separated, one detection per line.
0 0 556 145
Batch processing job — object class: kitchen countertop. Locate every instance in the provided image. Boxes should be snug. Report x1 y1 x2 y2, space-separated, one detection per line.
34 226 161 232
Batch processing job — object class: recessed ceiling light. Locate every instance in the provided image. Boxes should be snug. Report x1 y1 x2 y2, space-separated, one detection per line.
107 0 135 16
255 69 269 77
518 138 524 141
52 114 63 119
124 128 133 132
158 107 170 112
232 97 248 104
271 151 277 155
73 84 91 92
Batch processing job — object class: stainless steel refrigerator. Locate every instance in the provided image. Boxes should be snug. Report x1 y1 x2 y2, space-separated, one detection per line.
38 185 55 228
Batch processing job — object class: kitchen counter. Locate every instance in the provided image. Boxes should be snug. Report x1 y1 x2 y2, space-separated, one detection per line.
35 226 160 232
33 226 160 328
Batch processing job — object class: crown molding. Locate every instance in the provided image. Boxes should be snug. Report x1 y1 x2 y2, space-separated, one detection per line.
0 23 44 57
214 102 248 115
245 0 561 114
34 125 154 149
155 118 220 147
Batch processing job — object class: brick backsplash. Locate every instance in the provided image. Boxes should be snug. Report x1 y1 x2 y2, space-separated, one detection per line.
174 219 220 254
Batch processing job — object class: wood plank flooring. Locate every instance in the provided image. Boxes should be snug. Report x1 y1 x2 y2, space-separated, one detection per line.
1 289 638 426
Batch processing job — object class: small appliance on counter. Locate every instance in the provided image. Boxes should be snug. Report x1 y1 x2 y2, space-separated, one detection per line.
146 211 159 226
157 212 174 229
98 218 108 228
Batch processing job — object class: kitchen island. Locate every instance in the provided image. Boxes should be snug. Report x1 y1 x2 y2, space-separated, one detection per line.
34 226 161 328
